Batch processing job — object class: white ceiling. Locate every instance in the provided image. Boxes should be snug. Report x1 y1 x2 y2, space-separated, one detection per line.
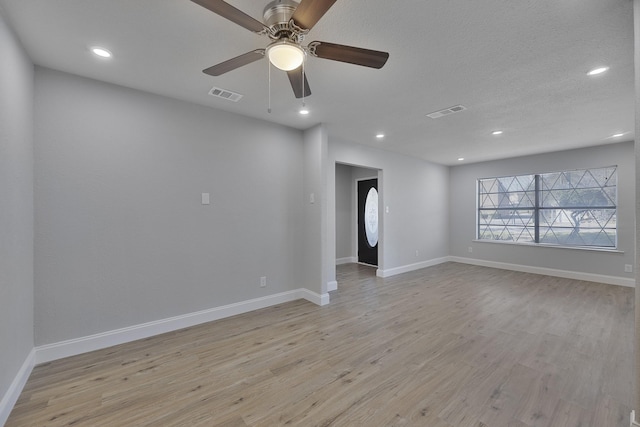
0 0 634 165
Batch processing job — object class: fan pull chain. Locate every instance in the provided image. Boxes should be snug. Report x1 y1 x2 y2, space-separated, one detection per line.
268 60 272 114
301 58 305 109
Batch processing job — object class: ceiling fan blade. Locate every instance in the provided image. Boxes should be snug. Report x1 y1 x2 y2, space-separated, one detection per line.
203 49 265 76
287 67 312 99
310 41 389 69
291 0 338 30
191 0 268 33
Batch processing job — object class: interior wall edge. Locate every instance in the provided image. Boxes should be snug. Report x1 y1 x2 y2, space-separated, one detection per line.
0 349 35 427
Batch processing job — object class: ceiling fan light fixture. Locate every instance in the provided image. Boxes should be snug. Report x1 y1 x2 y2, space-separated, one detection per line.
267 40 305 71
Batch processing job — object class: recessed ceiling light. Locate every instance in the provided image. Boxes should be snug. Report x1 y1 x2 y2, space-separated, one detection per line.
611 133 624 138
376 133 385 139
299 108 309 115
492 130 503 136
91 47 112 58
587 66 609 76
458 157 465 161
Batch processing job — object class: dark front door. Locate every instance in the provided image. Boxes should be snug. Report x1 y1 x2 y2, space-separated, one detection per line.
357 178 378 266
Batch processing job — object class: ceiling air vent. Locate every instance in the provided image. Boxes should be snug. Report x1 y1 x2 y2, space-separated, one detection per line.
426 105 467 119
208 87 243 102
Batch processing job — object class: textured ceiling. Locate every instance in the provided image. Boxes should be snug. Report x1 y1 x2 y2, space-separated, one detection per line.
0 0 634 165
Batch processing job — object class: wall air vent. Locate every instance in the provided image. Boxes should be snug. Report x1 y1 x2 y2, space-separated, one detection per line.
208 87 243 102
426 105 467 119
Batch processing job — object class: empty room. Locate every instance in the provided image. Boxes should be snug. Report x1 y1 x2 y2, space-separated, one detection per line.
1 0 639 426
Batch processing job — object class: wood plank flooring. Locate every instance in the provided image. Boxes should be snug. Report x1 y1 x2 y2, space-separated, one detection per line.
7 262 634 426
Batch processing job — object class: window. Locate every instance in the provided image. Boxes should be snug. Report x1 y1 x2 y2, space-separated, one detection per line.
477 167 617 248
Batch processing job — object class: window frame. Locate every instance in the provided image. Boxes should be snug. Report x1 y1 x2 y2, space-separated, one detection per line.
476 166 618 249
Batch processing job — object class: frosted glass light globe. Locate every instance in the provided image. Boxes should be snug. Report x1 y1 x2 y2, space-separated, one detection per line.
267 41 304 71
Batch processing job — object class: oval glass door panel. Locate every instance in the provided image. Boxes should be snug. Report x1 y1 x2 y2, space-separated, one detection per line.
364 188 379 247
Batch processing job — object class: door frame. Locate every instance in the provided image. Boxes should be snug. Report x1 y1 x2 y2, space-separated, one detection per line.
329 161 384 294
355 175 379 266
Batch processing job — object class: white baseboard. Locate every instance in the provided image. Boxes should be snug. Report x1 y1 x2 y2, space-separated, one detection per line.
450 256 635 288
0 348 35 426
336 257 357 265
376 257 450 278
298 288 330 306
374 255 634 288
327 280 338 292
36 288 327 364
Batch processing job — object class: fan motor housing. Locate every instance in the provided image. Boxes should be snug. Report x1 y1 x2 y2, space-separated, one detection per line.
263 0 300 39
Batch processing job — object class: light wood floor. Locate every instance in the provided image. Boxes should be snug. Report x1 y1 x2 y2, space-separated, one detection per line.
7 262 634 426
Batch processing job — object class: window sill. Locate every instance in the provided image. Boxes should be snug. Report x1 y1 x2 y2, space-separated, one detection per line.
472 239 624 254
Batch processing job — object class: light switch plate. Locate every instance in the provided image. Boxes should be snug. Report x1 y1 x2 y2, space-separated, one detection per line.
201 193 210 205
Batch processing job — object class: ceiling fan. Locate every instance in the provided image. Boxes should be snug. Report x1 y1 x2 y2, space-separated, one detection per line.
191 0 389 98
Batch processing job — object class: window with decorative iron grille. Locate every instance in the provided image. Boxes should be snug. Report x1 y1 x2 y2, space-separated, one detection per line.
477 167 617 248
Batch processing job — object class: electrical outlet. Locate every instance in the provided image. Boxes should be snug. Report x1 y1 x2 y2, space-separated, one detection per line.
415 250 419 257
468 246 473 253
260 276 267 287
625 264 633 273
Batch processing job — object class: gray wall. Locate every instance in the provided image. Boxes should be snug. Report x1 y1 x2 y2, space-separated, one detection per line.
301 125 328 295
31 67 451 346
327 138 450 279
34 68 305 345
0 8 34 402
634 0 640 417
449 142 635 279
335 163 352 260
